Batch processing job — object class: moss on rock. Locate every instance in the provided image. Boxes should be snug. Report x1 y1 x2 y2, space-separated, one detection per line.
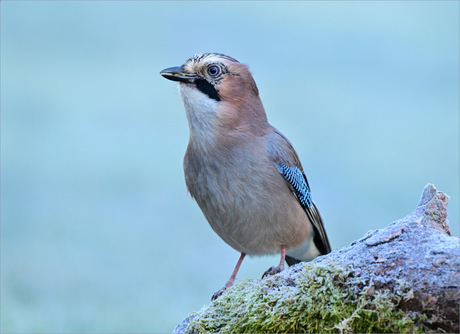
187 258 430 333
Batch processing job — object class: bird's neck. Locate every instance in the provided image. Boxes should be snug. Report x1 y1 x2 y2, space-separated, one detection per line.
180 85 271 153
217 98 270 138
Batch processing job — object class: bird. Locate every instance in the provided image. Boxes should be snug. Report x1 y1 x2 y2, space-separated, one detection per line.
160 53 331 300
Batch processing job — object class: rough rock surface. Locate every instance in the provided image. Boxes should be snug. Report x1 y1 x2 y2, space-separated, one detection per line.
173 184 459 333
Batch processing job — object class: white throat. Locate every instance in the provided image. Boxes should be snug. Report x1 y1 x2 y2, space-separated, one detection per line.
180 84 219 150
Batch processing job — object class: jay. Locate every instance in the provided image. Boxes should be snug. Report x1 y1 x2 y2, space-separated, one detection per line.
160 53 331 300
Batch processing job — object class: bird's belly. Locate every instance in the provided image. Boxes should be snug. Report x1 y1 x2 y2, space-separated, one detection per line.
186 162 311 255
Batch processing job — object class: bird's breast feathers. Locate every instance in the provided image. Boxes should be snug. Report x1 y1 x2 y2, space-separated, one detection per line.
183 136 311 255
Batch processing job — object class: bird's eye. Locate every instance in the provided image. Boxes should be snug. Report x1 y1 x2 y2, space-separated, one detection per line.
207 65 221 77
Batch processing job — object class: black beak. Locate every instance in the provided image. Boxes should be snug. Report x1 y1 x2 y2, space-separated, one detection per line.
160 66 199 83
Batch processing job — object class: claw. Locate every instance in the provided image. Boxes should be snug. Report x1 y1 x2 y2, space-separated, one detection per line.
261 265 284 279
261 245 287 278
211 286 228 301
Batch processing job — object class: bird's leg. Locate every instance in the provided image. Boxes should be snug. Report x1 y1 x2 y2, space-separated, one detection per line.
262 245 286 278
211 252 246 301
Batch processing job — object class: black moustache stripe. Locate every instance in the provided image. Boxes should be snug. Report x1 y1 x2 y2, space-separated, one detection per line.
195 79 221 102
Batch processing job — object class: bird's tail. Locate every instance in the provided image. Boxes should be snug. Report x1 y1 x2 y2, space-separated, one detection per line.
285 204 331 267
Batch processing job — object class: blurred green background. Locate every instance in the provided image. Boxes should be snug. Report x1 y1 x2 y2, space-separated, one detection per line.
1 1 458 333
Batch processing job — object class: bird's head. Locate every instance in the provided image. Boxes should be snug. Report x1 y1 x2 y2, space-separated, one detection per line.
160 53 259 102
161 53 268 140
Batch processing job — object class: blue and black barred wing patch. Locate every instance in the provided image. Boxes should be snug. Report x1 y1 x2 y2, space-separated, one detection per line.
276 163 331 255
276 164 313 209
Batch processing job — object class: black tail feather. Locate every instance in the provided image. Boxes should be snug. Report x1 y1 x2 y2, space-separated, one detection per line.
285 255 302 266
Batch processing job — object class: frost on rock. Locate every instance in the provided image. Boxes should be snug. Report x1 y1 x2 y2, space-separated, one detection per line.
173 184 459 333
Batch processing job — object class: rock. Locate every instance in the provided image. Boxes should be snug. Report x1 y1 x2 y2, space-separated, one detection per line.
173 184 459 333
172 314 195 334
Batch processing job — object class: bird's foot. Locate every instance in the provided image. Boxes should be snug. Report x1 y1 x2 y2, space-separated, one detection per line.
211 281 233 301
261 265 284 279
211 286 227 301
211 253 246 301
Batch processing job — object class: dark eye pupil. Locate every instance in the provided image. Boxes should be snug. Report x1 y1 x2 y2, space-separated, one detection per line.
208 66 219 76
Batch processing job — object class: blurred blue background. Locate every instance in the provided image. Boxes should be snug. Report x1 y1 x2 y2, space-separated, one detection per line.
1 1 458 333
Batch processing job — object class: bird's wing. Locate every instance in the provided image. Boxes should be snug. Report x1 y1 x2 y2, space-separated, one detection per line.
266 128 331 256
